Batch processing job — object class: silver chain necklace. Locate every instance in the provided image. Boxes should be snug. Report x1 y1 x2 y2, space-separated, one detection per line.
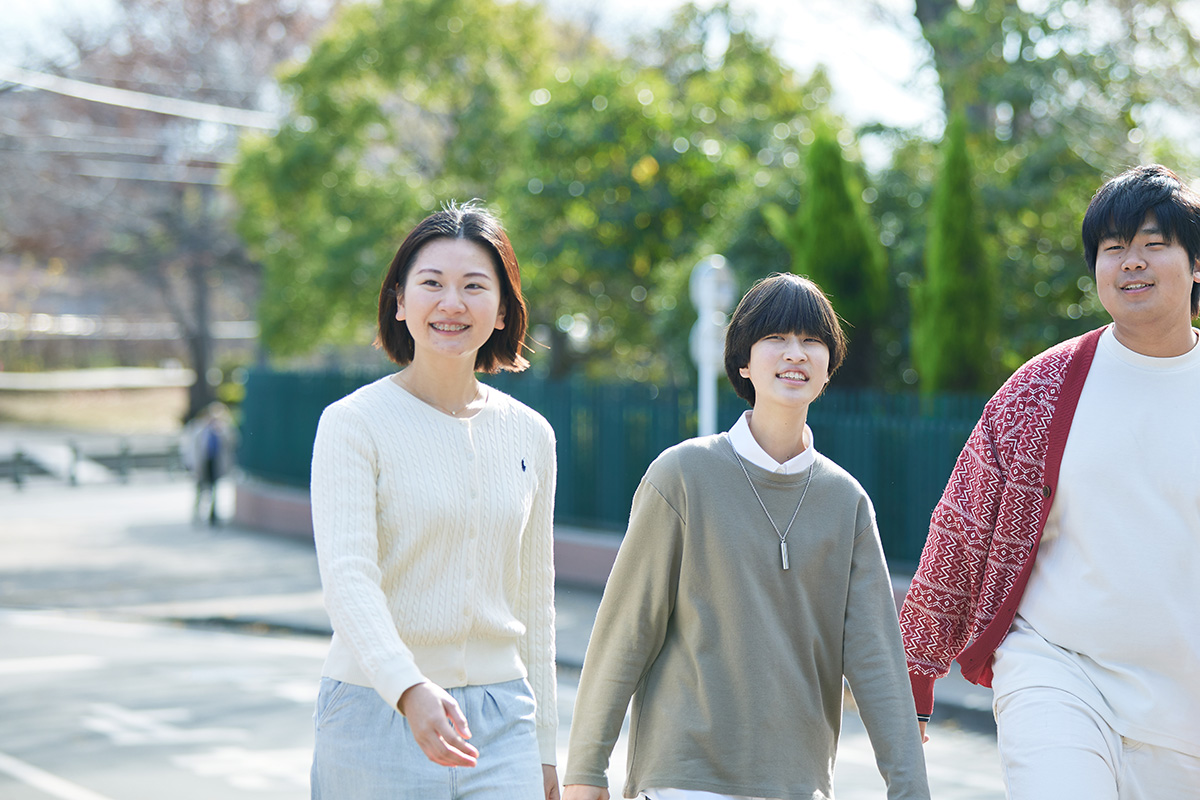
732 449 813 570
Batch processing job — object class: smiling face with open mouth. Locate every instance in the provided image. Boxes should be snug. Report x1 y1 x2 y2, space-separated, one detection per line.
396 237 506 367
739 332 831 413
1094 212 1200 354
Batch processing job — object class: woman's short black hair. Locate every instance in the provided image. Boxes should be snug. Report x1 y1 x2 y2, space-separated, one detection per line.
376 201 530 372
724 273 847 406
1082 164 1200 317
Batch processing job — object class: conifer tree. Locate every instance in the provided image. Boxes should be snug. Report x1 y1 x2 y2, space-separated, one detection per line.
786 127 888 387
911 112 996 393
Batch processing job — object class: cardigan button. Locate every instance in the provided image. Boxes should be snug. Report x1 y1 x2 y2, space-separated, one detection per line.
1042 485 1052 498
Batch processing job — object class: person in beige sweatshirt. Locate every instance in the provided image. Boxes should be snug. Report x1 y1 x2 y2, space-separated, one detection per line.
309 202 559 800
564 273 929 800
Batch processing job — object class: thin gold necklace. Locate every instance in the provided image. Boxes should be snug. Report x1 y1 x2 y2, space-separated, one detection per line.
732 449 813 570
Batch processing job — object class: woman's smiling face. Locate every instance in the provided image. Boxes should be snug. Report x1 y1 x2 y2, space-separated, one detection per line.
397 238 506 365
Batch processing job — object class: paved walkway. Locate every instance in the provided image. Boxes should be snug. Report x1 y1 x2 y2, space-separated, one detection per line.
0 438 1002 796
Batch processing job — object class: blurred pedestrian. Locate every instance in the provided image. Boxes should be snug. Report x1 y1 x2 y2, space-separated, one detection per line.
181 401 236 526
901 164 1200 797
563 274 930 800
308 202 559 800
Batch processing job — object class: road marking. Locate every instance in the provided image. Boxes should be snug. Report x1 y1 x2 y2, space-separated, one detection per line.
109 590 325 619
0 654 105 675
0 750 116 800
82 703 248 746
173 746 310 790
0 611 327 657
5 612 157 639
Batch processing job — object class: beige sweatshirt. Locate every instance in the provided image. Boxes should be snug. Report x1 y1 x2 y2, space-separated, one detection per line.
310 376 558 762
565 435 928 799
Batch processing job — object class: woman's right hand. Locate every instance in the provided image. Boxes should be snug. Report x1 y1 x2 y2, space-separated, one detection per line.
398 681 480 767
562 785 609 800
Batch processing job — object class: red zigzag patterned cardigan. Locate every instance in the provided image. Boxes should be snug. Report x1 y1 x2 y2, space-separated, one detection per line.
899 326 1105 719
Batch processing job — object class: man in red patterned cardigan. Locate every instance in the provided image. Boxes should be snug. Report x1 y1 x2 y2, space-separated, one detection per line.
900 164 1200 798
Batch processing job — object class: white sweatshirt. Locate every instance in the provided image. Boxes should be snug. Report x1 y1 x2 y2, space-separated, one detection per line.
994 327 1200 757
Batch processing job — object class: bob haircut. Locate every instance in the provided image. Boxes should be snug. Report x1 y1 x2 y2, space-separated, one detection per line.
376 201 530 373
724 273 847 406
1082 164 1200 318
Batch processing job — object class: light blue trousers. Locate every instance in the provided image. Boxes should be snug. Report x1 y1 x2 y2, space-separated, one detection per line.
311 677 543 800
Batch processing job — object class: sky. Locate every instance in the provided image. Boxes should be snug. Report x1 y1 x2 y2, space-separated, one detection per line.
541 0 943 133
5 0 99 55
2 0 944 143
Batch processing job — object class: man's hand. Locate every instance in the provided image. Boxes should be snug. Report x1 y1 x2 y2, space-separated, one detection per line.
398 682 479 767
562 784 609 800
543 764 560 800
919 719 929 743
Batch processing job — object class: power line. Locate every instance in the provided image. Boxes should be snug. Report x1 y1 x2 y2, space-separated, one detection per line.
69 159 224 185
0 140 239 166
0 137 166 159
0 63 279 131
0 115 172 146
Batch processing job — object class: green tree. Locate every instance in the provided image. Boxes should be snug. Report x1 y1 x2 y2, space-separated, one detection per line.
504 3 815 380
764 125 887 387
232 0 553 357
911 113 996 394
894 0 1200 367
232 0 821 382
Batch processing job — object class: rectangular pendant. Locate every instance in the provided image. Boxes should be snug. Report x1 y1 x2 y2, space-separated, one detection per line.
780 541 789 570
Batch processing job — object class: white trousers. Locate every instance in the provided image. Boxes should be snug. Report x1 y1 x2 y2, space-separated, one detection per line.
994 686 1200 800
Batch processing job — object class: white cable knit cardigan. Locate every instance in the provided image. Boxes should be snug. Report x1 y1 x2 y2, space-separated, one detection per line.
310 375 558 762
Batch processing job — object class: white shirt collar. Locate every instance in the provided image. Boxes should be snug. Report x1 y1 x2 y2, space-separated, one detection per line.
728 410 816 474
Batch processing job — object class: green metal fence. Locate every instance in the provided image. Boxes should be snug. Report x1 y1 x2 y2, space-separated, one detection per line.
238 368 987 565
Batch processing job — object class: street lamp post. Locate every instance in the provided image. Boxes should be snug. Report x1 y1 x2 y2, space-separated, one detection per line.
689 255 737 436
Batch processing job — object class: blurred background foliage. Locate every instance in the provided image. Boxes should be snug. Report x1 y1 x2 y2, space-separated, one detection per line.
904 0 1200 376
231 0 832 383
5 0 1200 398
231 0 1200 390
910 112 998 395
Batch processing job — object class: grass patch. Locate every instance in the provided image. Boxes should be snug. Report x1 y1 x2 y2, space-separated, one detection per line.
0 387 188 433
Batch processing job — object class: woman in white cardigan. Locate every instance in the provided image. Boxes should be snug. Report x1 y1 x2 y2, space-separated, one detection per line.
309 202 559 799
